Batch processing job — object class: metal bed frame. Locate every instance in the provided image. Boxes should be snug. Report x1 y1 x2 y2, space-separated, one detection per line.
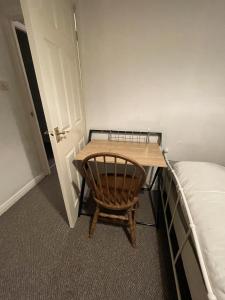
160 154 217 300
78 129 163 227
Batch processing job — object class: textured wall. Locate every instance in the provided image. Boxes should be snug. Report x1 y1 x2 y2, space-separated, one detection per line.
77 0 225 164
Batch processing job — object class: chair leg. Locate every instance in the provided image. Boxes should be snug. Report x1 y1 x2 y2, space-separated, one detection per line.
128 209 136 248
89 206 100 238
132 209 136 244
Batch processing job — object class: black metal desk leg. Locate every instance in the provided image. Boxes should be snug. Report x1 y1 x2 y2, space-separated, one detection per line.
78 178 86 217
148 167 162 228
149 167 160 190
155 168 162 228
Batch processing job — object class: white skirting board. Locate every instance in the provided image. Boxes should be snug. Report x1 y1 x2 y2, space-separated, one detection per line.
0 173 46 216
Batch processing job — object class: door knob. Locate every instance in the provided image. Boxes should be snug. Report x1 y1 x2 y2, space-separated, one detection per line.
55 128 70 135
44 127 69 143
54 127 70 143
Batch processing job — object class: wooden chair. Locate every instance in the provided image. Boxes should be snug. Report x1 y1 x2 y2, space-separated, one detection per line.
81 152 146 247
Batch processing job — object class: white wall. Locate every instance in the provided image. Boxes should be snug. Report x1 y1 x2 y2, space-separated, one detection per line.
76 0 225 164
0 2 43 213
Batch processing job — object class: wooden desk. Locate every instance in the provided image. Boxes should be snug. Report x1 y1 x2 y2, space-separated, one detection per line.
76 139 166 226
76 140 167 168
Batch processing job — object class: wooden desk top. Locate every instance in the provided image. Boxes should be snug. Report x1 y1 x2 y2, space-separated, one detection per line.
75 140 167 167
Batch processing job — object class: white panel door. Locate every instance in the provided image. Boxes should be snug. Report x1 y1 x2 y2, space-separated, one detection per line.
20 0 86 227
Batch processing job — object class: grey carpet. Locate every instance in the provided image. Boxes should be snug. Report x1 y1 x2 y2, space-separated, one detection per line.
0 168 177 300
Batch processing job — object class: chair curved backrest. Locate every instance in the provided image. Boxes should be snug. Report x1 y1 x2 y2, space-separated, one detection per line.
81 152 146 210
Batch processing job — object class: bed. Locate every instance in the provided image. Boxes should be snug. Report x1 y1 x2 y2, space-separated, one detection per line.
160 157 225 300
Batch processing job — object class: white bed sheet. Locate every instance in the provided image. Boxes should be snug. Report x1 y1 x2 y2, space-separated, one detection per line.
173 161 225 300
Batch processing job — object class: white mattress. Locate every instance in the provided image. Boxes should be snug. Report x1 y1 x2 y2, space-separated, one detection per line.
173 161 225 300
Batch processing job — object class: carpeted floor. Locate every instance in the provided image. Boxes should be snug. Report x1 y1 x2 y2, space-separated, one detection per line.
0 168 177 300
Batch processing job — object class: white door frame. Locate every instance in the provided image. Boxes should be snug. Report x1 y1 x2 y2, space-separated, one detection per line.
11 20 50 176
